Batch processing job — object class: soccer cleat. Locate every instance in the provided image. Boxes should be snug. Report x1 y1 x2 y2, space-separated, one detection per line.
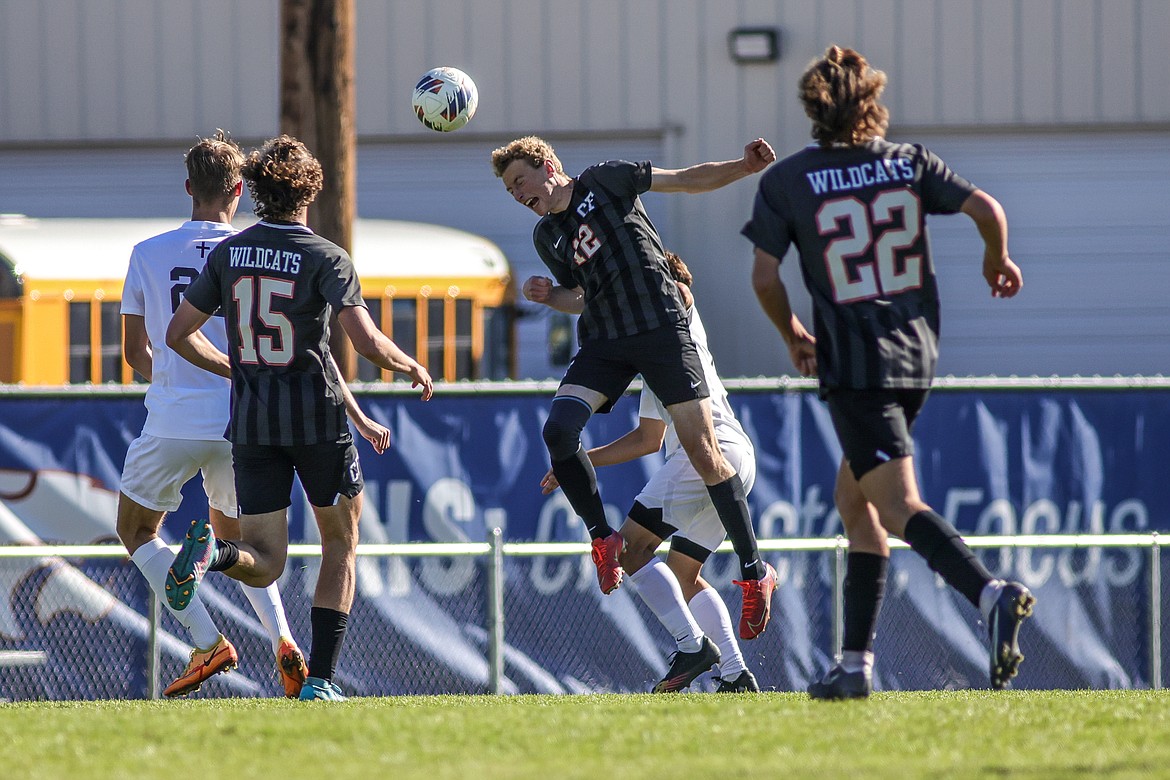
276 637 309 699
988 581 1036 690
807 664 872 700
165 517 216 612
298 675 348 702
590 531 624 594
652 636 721 693
714 669 760 693
163 635 238 698
733 562 777 639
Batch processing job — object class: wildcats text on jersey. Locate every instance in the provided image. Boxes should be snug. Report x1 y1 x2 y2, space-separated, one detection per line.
805 157 915 195
228 245 302 274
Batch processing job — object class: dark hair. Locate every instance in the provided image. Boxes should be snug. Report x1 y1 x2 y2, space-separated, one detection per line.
800 45 889 147
663 250 693 286
242 135 324 220
185 130 243 203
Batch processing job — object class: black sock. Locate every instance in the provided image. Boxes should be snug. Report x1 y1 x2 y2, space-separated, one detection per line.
552 448 613 540
308 606 349 681
842 552 888 653
903 510 992 607
208 539 239 572
706 475 764 580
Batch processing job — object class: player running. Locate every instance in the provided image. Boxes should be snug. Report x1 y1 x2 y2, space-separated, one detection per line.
743 46 1034 698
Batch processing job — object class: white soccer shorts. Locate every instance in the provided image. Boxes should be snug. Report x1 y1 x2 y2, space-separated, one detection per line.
119 434 237 518
633 434 756 554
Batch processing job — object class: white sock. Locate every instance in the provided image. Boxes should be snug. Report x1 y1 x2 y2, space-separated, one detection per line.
130 537 221 649
688 587 746 677
628 561 704 653
840 650 874 675
979 579 1007 622
240 583 294 654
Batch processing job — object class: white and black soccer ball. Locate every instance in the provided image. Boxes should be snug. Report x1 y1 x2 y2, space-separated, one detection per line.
411 67 478 132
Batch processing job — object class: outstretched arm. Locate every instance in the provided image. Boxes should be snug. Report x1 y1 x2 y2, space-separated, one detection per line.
650 138 776 193
751 248 817 377
523 275 584 314
961 189 1022 299
328 352 391 454
338 305 433 400
541 416 668 495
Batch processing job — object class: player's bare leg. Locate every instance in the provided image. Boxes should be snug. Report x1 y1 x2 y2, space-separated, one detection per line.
298 492 362 701
670 398 774 637
859 456 1034 690
810 460 886 700
212 509 306 697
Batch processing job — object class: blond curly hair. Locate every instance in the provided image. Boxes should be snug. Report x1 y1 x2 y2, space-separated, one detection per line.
490 136 564 178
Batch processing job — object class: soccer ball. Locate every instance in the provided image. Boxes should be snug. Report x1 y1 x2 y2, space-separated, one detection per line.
411 67 478 132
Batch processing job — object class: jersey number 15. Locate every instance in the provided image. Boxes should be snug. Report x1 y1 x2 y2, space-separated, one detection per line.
232 276 295 366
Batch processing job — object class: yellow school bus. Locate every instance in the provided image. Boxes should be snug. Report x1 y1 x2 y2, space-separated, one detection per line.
0 215 514 384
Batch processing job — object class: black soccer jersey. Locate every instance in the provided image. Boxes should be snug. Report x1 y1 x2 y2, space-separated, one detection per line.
534 160 687 342
183 221 366 446
742 138 977 391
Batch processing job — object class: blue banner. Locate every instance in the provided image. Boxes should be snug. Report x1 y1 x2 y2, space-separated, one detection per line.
0 386 1165 698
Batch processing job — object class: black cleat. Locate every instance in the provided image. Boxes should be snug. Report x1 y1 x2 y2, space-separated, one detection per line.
807 664 872 700
652 636 721 693
988 581 1035 690
715 669 760 693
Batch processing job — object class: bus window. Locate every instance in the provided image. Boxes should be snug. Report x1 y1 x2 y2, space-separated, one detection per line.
392 299 417 382
69 302 90 383
454 298 473 380
426 298 444 380
481 306 512 380
355 296 384 382
100 301 121 382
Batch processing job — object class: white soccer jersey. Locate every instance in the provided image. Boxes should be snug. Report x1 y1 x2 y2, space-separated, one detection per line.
120 221 235 440
637 305 750 457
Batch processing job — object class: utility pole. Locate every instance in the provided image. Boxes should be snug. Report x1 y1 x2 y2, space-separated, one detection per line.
280 0 357 376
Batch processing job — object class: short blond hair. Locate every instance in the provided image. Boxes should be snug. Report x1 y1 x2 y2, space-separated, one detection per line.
185 130 243 203
490 136 564 178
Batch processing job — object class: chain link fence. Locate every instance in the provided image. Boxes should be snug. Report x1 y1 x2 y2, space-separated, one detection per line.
0 534 1163 700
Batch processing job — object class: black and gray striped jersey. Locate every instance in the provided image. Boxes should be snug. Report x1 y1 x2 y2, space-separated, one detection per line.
183 221 365 446
534 160 687 342
742 138 977 391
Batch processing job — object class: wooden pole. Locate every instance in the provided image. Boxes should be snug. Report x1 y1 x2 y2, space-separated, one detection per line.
279 0 357 377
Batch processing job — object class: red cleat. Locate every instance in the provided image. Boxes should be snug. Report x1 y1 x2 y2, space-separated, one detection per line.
733 562 777 639
590 532 624 594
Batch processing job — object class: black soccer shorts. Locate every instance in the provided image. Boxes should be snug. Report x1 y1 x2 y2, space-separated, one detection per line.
826 388 930 481
233 440 364 515
560 319 708 413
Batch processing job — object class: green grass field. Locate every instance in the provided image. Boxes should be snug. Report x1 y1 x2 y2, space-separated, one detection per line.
4 690 1169 779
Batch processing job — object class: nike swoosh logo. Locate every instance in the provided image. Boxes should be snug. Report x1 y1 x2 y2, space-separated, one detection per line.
554 236 563 249
690 380 701 389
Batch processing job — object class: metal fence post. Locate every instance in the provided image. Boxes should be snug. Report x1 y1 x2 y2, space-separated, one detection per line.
147 593 159 700
832 535 846 661
487 527 505 694
1151 532 1162 690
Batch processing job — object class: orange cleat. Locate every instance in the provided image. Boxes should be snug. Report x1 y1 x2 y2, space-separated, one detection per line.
163 634 238 697
590 532 624 594
733 562 777 640
277 637 309 699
